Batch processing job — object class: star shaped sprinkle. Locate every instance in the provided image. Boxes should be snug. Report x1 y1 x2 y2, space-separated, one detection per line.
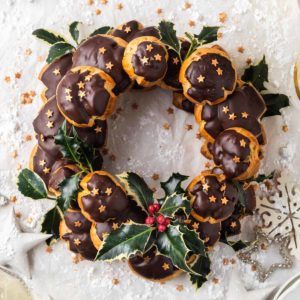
91 188 99 196
146 44 154 52
221 197 229 205
116 3 123 10
65 88 71 94
112 223 119 230
202 182 210 191
141 56 149 64
162 263 170 270
173 57 179 65
216 67 223 76
99 205 106 213
39 160 46 166
45 109 53 118
85 74 93 81
124 26 131 33
230 221 237 228
167 107 174 114
241 111 249 118
219 12 227 23
183 1 192 9
94 126 102 133
74 221 82 227
73 238 81 246
154 54 162 61
98 47 106 54
43 167 50 174
105 187 112 196
46 121 54 128
240 139 246 148
211 59 219 66
66 94 72 102
197 75 205 83
222 106 229 114
228 113 237 120
233 156 240 163
52 68 60 76
192 222 199 230
78 90 86 98
77 81 85 89
106 61 114 70
209 195 217 203
188 20 195 27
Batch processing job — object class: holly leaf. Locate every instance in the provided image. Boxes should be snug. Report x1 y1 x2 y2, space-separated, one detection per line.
156 225 199 275
189 255 211 289
17 168 48 199
57 174 80 211
160 173 188 196
41 206 62 245
158 21 181 57
194 26 220 45
32 28 66 45
96 223 154 261
90 26 112 37
262 93 290 117
69 21 81 44
117 172 154 212
158 193 190 217
179 225 205 255
46 42 74 64
255 171 275 183
241 56 268 92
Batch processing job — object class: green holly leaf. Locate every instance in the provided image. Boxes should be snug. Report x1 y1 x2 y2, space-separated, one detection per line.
46 42 74 64
233 181 247 208
158 193 190 217
158 21 181 58
41 206 62 245
57 174 80 211
90 26 112 37
262 93 290 117
32 28 66 45
179 225 205 255
69 21 81 44
255 171 275 183
96 223 155 261
241 56 268 92
189 255 211 289
156 225 199 275
117 172 154 212
160 173 189 196
17 169 48 199
194 26 220 45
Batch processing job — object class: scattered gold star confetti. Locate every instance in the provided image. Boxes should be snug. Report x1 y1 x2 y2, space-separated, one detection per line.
176 284 184 291
212 277 219 284
99 205 106 213
78 90 86 99
223 258 230 265
228 113 237 120
209 195 217 203
98 47 106 54
45 109 53 118
216 67 223 76
45 246 53 253
105 187 113 196
43 167 50 174
91 187 99 196
162 263 170 270
167 107 174 114
146 44 154 52
112 278 120 285
173 57 179 65
154 54 162 61
221 197 229 205
25 48 32 56
124 26 131 33
66 94 72 102
112 223 119 230
74 238 81 246
246 58 252 65
217 31 223 39
219 12 227 23
77 81 85 89
46 121 54 128
141 56 149 64
233 156 240 163
163 122 170 130
185 124 193 131
106 61 114 70
197 75 205 83
282 125 288 132
202 182 210 191
192 222 199 230
240 139 246 148
23 134 32 142
116 3 123 10
39 160 46 167
52 68 60 76
95 8 101 15
4 76 11 83
86 0 94 5
10 196 17 203
230 221 237 228
222 106 229 114
65 88 71 94
101 0 108 4
156 8 163 14
94 126 102 133
15 72 22 79
152 173 159 180
85 74 93 81
188 20 195 27
241 111 249 118
183 1 192 9
212 59 219 66
237 46 245 53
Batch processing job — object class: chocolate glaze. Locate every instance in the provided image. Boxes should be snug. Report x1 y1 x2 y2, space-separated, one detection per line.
62 209 98 260
72 35 131 95
185 53 236 103
221 215 241 237
40 53 73 100
56 68 112 126
173 92 195 114
189 174 238 222
212 130 253 179
80 173 129 222
112 20 160 42
132 41 167 82
129 247 179 281
199 83 266 144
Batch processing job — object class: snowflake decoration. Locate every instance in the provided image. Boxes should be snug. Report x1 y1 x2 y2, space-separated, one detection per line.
257 169 300 258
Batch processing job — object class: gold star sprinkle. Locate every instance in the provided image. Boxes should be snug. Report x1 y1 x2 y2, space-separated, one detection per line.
73 238 81 246
211 59 219 66
112 278 120 285
98 47 106 54
99 205 106 213
66 94 72 102
197 75 205 83
230 221 237 228
183 1 192 9
65 88 71 94
146 44 154 52
156 8 163 14
39 160 46 166
141 56 149 64
176 284 184 291
222 106 229 114
106 61 114 70
46 121 54 128
101 0 108 4
94 126 102 133
240 139 246 148
216 67 223 76
105 187 112 196
220 184 226 192
78 90 86 98
173 57 179 65
167 107 174 114
45 109 53 118
43 167 50 174
209 195 217 203
241 112 249 118
112 223 119 230
77 81 85 89
124 26 131 33
189 20 195 27
85 74 93 81
162 263 170 270
116 3 123 10
52 68 60 76
74 221 82 227
233 156 240 163
237 46 245 53
228 113 237 120
163 122 170 130
154 54 162 61
221 197 229 205
192 222 199 230
202 183 210 191
91 187 99 196
219 12 227 23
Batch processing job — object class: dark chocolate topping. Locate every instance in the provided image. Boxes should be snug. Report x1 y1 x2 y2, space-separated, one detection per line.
112 20 159 42
129 247 178 281
221 215 241 237
212 130 252 179
72 35 131 95
190 174 238 222
80 173 129 222
40 53 73 100
200 83 266 144
132 41 167 82
56 69 112 126
64 210 92 233
185 52 236 103
95 222 113 241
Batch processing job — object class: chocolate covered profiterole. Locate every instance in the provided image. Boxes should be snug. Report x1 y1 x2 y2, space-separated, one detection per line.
122 36 168 87
195 81 267 145
56 66 116 127
188 171 238 223
78 171 129 223
72 34 131 95
173 92 195 114
212 128 261 180
60 209 98 260
39 53 73 102
180 47 237 104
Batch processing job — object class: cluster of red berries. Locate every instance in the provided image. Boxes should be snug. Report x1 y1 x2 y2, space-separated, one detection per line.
145 203 171 232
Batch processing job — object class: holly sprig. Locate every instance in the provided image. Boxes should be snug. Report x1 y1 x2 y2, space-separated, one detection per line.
97 172 211 288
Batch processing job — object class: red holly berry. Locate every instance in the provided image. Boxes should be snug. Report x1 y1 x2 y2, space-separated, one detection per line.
164 218 170 226
153 203 160 212
148 204 155 215
156 214 165 224
157 224 167 232
145 216 155 225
